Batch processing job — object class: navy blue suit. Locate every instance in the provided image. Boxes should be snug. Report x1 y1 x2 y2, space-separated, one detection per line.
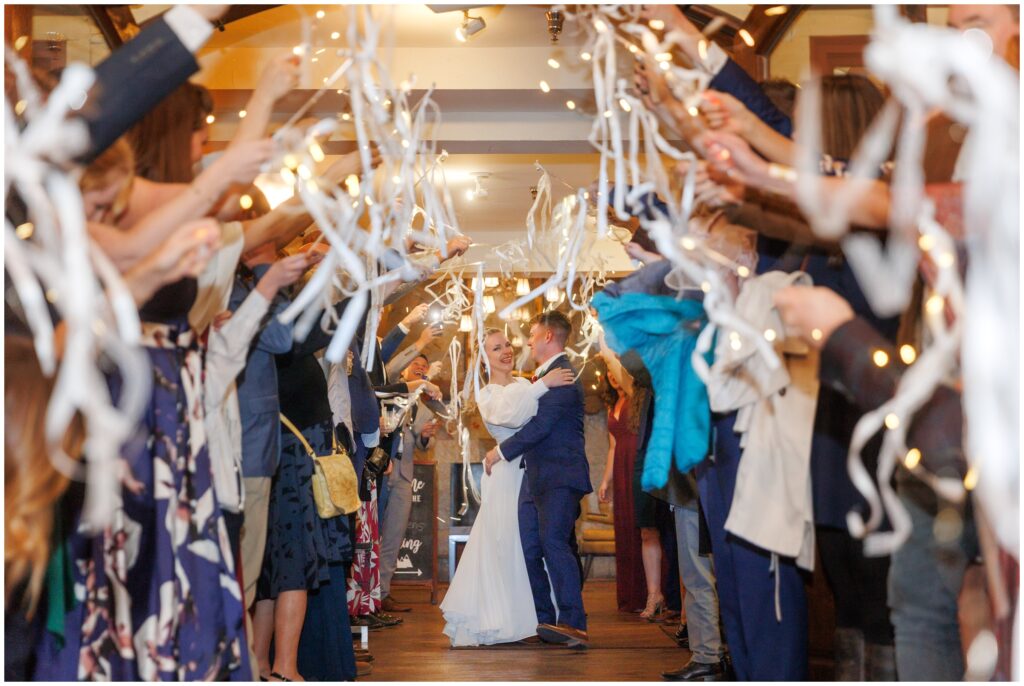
498 355 591 630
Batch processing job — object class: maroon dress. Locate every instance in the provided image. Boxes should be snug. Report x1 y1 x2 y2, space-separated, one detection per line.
608 402 647 613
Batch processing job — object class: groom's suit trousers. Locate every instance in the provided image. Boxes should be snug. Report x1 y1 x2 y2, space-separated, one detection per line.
519 479 587 631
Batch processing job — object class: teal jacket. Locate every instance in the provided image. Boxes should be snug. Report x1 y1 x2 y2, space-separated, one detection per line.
592 290 711 490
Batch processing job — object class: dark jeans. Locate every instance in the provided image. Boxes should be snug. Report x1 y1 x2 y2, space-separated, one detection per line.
888 480 978 681
817 525 893 645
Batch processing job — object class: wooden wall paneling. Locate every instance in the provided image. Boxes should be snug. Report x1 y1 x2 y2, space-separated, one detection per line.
732 5 807 81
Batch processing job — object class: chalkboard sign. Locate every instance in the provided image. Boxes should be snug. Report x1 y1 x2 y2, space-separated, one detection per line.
392 462 438 602
449 462 484 531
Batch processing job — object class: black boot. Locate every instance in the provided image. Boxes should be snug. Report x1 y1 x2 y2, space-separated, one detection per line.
661 658 726 681
865 642 897 681
834 627 865 681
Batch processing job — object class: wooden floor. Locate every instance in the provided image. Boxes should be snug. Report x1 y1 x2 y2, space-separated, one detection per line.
364 580 691 681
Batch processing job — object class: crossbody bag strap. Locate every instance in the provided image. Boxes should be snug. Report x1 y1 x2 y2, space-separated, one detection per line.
279 414 317 459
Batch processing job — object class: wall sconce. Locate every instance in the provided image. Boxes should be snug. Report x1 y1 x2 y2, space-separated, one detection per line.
484 276 500 289
516 277 530 296
483 296 496 314
459 314 473 332
545 287 561 302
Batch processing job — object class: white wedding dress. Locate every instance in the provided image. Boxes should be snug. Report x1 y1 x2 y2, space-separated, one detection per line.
440 377 549 646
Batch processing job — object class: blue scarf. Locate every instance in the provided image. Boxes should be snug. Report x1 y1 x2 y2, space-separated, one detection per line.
592 291 711 490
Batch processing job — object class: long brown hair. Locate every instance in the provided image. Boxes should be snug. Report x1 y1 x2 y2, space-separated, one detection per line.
5 338 84 617
601 374 645 434
128 81 212 183
818 74 886 160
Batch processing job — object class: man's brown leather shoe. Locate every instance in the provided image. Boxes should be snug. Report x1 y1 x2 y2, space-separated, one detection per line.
356 660 373 677
536 623 589 648
516 635 544 645
382 595 412 613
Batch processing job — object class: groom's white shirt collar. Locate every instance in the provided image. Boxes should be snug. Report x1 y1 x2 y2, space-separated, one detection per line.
534 351 567 379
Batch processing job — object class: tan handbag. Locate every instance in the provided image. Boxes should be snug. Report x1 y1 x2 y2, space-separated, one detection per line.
280 414 361 517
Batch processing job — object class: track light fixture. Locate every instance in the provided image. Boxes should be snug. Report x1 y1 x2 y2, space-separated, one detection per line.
455 11 486 42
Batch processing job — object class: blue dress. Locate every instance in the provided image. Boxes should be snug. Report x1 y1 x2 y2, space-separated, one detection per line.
35 308 251 680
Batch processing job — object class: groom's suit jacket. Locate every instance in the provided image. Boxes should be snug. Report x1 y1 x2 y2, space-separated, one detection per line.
498 356 592 496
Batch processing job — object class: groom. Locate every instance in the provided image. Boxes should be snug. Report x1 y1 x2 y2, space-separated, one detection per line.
485 311 591 648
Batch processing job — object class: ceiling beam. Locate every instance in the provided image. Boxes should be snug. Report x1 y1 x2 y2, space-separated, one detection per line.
84 5 140 48
731 5 806 81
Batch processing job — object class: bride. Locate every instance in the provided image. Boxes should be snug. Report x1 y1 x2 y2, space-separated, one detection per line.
441 329 575 646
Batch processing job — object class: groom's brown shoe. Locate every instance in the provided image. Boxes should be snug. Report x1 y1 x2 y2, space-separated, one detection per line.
537 623 589 648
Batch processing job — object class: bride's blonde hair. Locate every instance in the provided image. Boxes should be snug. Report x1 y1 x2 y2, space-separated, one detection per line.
476 328 504 381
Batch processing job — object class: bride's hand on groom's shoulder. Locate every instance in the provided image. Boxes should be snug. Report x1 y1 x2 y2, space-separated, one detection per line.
540 368 576 388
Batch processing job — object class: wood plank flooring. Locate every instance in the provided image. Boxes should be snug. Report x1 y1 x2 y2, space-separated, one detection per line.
364 581 691 681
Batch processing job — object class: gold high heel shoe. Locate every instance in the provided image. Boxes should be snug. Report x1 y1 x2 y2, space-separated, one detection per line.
640 594 665 621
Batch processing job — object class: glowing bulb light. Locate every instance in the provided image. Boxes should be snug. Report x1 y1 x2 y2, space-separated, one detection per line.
547 58 560 69
619 98 632 112
872 350 890 367
649 19 665 30
239 194 254 210
516 278 530 296
459 314 472 332
738 29 755 47
884 413 900 430
483 296 496 314
539 80 551 93
580 51 592 61
545 287 560 303
206 114 216 125
484 276 500 288
238 109 247 119
904 448 922 469
899 345 917 365
566 100 576 110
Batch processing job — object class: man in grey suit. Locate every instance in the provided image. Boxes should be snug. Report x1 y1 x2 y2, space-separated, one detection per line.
379 354 440 612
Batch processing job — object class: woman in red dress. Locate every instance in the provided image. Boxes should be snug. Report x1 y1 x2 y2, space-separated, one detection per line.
597 371 663 616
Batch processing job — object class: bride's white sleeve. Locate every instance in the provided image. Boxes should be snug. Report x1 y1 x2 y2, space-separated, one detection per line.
477 380 549 429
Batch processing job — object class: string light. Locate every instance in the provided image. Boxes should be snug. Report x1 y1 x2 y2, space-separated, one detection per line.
593 18 608 33
681 237 697 251
925 294 945 315
331 31 340 40
292 46 304 56
738 29 755 47
547 58 560 69
239 194 254 210
764 329 777 342
15 222 34 240
729 332 742 351
14 100 27 116
315 9 325 19
659 61 671 71
700 281 711 293
936 252 955 268
963 466 979 491
603 110 613 118
13 35 29 51
811 328 823 341
619 98 632 112
628 44 640 54
918 234 935 251
899 344 917 365
206 114 216 125
904 448 922 469
765 6 788 16
238 109 247 119
687 105 700 117
566 100 577 110
580 51 592 61
344 174 360 197
539 80 551 93
884 413 900 430
737 266 751 278
872 349 890 367
648 19 665 30
341 113 352 121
